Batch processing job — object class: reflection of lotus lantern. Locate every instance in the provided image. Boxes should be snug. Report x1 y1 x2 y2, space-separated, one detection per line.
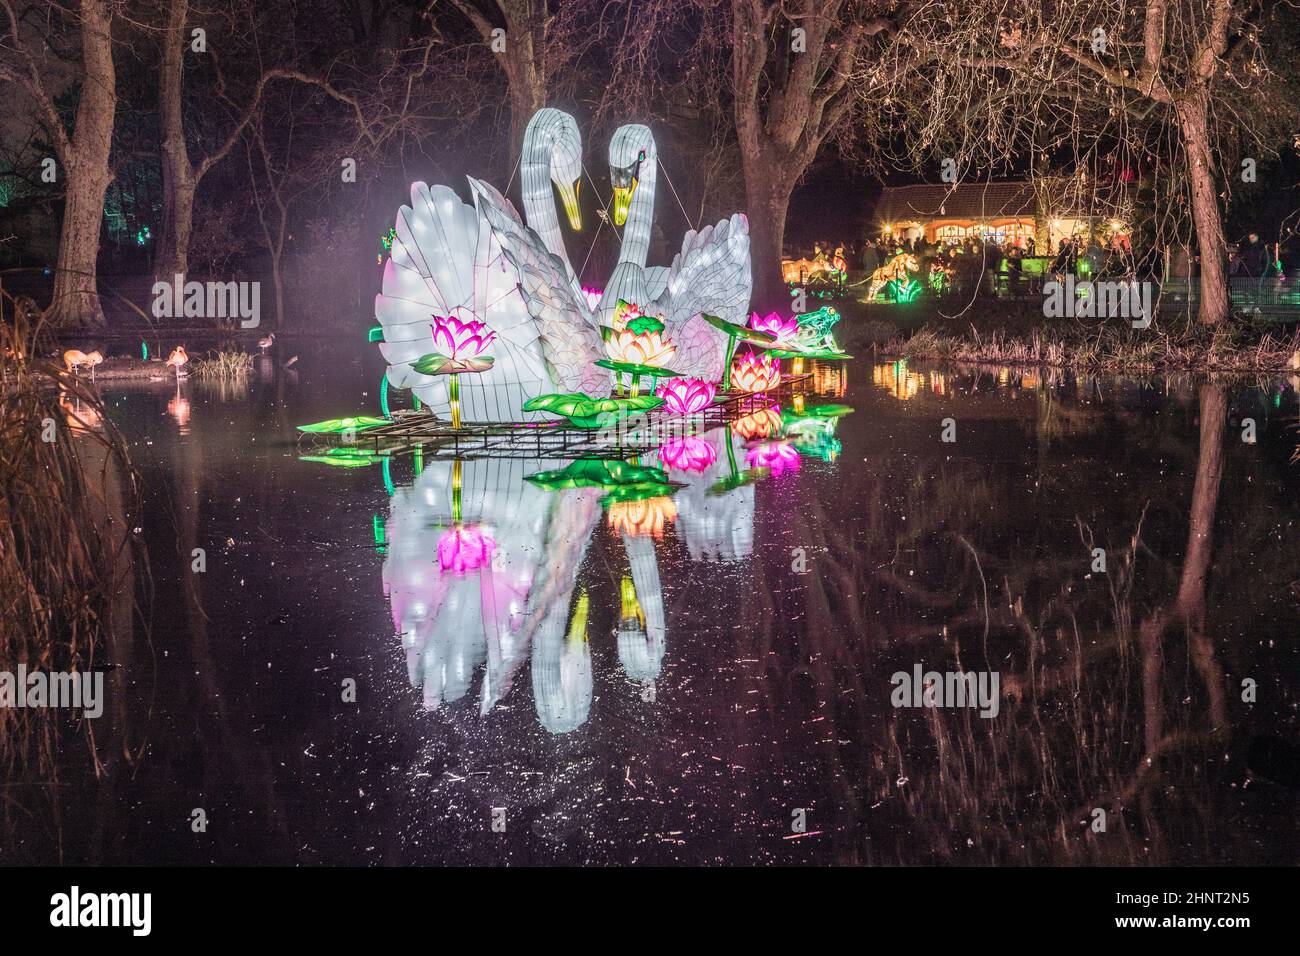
731 406 783 440
430 315 497 367
607 496 677 538
745 442 800 476
606 328 676 368
729 349 780 393
437 526 496 574
656 376 716 415
658 435 718 473
748 311 797 343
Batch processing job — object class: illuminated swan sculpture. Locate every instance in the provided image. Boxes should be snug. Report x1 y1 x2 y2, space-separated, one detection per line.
375 111 603 419
376 109 754 421
600 124 754 381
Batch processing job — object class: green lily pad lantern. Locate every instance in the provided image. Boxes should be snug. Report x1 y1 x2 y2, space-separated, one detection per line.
525 457 680 506
522 392 664 429
297 415 389 435
702 314 777 389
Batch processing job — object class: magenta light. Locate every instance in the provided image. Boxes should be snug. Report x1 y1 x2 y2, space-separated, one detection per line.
748 311 797 342
656 376 717 415
431 315 497 361
658 435 718 473
745 441 800 476
437 526 497 574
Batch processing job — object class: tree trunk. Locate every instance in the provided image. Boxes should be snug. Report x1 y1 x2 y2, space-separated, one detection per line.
48 0 116 328
741 152 796 313
270 249 284 330
1178 382 1227 728
157 175 196 281
505 64 545 166
156 0 195 282
50 160 113 328
1179 94 1229 326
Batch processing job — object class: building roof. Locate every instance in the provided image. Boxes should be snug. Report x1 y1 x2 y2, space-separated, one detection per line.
876 182 1037 223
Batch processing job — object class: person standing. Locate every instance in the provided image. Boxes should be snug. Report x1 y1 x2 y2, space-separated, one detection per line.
1006 244 1023 297
862 239 880 276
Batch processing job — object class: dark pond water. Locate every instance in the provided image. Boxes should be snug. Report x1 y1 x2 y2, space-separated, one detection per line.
6 341 1300 865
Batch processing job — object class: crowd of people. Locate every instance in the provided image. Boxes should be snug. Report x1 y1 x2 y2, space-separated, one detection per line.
796 232 1155 300
792 229 1287 303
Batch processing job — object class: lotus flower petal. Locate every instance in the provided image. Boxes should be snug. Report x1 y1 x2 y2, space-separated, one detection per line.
745 442 800 476
749 311 797 342
729 349 781 393
437 526 496 574
656 377 716 415
430 315 497 361
657 435 718 473
606 328 676 368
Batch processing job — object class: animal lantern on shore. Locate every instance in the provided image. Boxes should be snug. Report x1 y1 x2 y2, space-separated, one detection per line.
782 254 841 286
867 252 920 300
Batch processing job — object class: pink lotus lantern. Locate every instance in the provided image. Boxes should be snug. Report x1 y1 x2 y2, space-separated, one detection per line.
749 311 797 342
745 442 800 476
658 435 718 473
437 526 496 575
431 315 496 366
583 287 604 311
729 348 781 393
656 377 716 415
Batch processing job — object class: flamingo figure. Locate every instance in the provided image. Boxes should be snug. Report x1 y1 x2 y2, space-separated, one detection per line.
63 349 89 377
85 350 104 382
166 346 189 382
258 332 275 355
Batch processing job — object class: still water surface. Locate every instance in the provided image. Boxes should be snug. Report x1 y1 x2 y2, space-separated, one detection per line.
9 343 1300 865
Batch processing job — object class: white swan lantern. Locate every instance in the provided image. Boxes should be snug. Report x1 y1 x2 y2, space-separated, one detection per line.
374 108 754 424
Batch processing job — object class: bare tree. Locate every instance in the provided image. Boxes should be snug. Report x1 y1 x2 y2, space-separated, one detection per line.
729 0 904 308
884 0 1293 326
0 0 117 326
447 0 549 161
154 0 413 284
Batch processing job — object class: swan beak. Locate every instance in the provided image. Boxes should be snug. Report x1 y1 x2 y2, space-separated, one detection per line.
557 178 582 231
612 179 637 226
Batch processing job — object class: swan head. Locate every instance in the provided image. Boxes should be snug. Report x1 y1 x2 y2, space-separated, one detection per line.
527 108 584 231
549 113 583 231
609 125 653 227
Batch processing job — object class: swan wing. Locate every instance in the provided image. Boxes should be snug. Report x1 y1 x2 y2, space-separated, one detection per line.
654 214 753 380
470 177 611 398
374 181 550 421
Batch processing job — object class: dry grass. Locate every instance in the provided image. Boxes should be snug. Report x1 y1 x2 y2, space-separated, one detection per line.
0 309 143 783
881 320 1300 374
192 350 253 379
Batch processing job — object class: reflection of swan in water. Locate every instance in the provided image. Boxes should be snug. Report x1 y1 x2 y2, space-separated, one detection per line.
384 458 545 709
617 533 666 683
527 489 601 733
382 456 603 729
670 426 756 562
